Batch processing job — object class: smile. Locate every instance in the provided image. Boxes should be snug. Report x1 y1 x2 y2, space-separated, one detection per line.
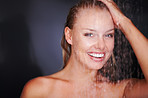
88 53 105 58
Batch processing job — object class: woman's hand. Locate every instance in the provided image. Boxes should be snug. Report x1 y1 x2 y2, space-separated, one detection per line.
98 0 129 29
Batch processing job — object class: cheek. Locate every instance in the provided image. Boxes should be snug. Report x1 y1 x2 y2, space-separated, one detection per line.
73 39 88 52
106 40 114 52
72 33 88 50
72 35 84 52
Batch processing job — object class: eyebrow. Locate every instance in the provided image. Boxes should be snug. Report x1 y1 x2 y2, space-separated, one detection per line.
82 28 97 32
82 28 115 33
105 28 115 33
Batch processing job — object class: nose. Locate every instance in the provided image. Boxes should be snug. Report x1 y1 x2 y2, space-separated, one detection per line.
94 38 105 50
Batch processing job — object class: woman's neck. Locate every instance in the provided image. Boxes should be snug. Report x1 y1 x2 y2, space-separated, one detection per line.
62 55 99 84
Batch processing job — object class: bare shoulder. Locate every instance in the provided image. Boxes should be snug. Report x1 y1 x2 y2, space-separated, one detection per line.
114 78 148 97
123 78 148 97
108 79 131 97
21 76 56 98
21 71 69 98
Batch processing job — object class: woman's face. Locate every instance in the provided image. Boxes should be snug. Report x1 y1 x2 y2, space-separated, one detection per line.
68 8 114 70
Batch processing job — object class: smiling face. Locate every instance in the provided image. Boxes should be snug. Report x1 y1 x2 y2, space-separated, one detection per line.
65 7 114 70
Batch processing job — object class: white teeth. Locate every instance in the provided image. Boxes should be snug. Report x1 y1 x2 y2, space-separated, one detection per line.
88 53 104 58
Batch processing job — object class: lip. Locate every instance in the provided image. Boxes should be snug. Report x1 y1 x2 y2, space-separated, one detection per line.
87 52 105 62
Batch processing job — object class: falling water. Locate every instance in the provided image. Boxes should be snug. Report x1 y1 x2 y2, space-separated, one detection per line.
98 0 145 83
114 0 144 80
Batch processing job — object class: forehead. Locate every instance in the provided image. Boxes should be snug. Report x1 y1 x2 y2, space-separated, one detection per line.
73 8 114 31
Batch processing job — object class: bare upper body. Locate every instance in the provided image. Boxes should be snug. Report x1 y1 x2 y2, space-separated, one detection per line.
21 72 132 98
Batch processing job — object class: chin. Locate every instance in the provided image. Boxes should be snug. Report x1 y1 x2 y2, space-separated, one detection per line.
87 62 105 70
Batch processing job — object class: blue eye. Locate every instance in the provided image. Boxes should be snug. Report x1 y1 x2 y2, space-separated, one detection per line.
105 33 114 38
84 33 93 37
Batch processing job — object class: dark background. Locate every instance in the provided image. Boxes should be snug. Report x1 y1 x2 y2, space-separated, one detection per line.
0 0 147 98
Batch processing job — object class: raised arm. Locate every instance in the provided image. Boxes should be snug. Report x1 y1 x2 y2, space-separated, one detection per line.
99 0 148 97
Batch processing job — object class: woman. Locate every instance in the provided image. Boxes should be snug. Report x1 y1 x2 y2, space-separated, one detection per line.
21 0 148 97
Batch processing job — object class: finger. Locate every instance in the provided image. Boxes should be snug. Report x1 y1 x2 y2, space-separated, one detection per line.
98 0 124 27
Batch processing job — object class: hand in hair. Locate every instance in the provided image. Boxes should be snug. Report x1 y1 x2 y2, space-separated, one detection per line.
99 0 148 97
98 0 128 29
